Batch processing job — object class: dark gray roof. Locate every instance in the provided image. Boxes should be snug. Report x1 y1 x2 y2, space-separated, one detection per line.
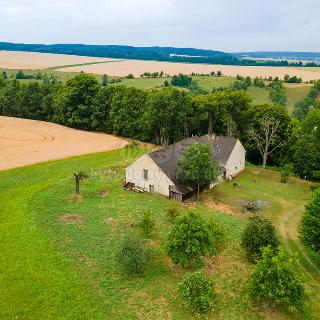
149 135 238 195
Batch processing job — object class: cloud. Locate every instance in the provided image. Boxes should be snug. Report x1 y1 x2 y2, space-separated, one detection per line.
0 0 319 51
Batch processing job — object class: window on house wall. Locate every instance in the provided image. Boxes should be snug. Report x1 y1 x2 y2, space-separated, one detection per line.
143 169 148 179
149 185 155 193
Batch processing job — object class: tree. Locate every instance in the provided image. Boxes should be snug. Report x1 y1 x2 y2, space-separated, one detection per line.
2 71 8 80
241 216 280 262
253 77 265 88
281 163 294 183
163 79 170 87
53 73 100 130
249 246 306 312
293 108 320 179
269 81 287 106
91 86 119 132
16 70 26 79
73 171 88 195
144 88 190 145
178 271 216 314
300 188 320 253
109 86 148 139
166 212 213 268
137 211 155 237
248 104 290 168
171 74 193 87
178 143 220 198
101 74 108 86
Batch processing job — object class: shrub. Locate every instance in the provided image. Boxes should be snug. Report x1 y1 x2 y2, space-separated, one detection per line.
241 216 280 262
178 271 216 314
300 188 320 253
116 236 150 275
310 184 320 192
249 246 306 312
137 211 155 237
281 163 294 183
166 212 211 268
206 218 225 255
166 206 180 222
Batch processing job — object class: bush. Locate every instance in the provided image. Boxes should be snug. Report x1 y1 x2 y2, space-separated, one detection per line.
178 271 216 314
300 188 320 253
281 163 294 183
249 246 306 312
241 216 280 262
166 207 180 222
166 212 211 268
206 218 225 255
116 236 151 275
137 211 155 237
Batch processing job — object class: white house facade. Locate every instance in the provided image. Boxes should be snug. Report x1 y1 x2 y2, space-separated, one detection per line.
125 135 246 201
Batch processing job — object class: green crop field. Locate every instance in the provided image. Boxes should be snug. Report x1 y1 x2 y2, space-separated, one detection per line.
1 145 319 319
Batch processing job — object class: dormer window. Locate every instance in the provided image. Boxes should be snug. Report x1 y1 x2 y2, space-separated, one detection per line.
143 169 148 180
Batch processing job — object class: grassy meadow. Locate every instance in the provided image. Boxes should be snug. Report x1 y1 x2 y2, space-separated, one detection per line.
0 145 319 319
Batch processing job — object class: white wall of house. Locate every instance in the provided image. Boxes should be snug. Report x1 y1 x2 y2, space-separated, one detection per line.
125 155 174 197
224 140 246 178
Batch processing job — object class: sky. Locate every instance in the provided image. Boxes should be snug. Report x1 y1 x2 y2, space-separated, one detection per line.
0 0 319 52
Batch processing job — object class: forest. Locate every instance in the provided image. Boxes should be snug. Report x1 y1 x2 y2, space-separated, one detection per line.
0 72 319 180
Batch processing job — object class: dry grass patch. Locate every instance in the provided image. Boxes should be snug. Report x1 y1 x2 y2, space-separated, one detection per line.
60 213 85 224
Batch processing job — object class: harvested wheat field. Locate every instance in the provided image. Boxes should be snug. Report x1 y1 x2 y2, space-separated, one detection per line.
0 116 128 171
59 59 320 81
0 50 116 69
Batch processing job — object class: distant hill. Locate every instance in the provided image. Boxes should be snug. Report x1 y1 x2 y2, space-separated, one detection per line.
0 42 239 65
236 51 320 61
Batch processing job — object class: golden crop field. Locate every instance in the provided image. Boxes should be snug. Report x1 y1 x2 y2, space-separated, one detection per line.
0 116 127 171
59 58 320 81
0 50 114 69
1 50 320 81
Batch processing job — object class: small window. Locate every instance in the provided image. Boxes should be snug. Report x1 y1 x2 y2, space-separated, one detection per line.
235 166 238 170
143 169 148 179
149 185 155 193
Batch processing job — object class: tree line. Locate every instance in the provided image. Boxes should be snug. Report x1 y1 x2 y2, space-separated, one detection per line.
0 73 319 179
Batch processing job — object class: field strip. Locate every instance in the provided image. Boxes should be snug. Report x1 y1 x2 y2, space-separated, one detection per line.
46 59 127 71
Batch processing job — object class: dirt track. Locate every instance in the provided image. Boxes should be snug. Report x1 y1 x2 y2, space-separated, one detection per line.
0 116 128 171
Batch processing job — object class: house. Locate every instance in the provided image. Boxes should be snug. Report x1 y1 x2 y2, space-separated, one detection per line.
125 135 246 201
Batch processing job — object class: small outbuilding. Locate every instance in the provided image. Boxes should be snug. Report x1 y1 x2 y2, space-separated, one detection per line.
125 135 245 201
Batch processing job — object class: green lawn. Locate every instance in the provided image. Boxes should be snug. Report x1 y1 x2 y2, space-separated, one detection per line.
247 86 272 105
1 146 318 319
285 83 312 114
